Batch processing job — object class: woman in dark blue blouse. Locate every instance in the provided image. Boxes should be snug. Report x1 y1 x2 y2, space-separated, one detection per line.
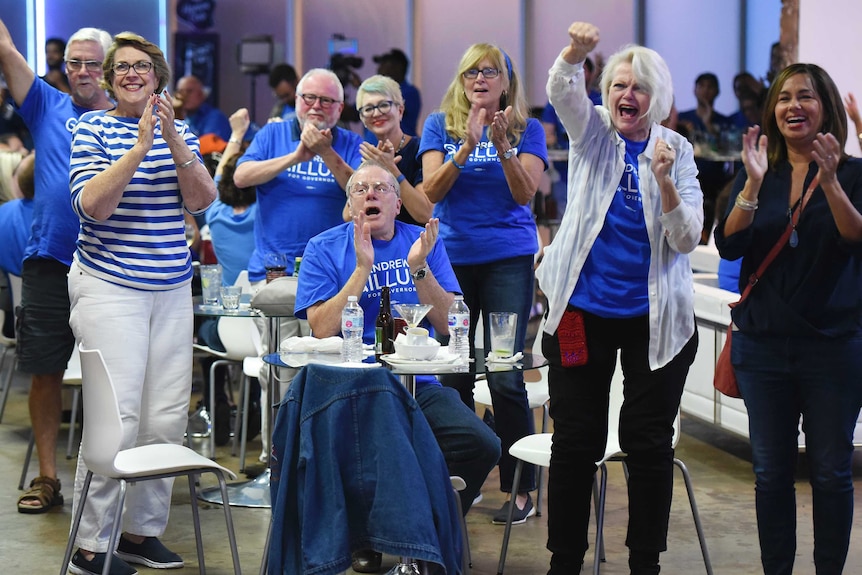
715 63 862 575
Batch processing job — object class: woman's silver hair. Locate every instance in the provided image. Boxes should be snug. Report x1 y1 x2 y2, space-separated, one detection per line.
356 74 403 109
601 44 673 126
297 68 345 102
65 28 112 61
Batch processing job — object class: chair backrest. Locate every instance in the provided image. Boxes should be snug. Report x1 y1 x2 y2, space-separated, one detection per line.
526 315 549 405
8 274 22 309
603 360 626 459
233 270 252 293
217 316 261 360
0 273 23 346
78 346 124 477
64 345 83 384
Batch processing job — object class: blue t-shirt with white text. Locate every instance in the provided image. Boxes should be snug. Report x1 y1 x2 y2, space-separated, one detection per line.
570 135 650 317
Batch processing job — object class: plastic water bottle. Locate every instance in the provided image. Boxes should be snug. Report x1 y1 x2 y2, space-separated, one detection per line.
342 295 365 363
448 295 470 362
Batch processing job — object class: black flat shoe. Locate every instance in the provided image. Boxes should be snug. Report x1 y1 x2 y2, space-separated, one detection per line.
351 549 383 573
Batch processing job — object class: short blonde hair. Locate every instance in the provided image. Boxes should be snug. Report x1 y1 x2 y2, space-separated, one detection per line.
356 75 403 110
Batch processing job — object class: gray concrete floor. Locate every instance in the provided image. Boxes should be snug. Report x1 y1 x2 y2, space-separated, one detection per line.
2 360 862 574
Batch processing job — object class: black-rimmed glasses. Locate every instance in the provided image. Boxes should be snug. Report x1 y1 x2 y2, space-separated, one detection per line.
65 59 102 73
298 93 340 109
358 100 395 118
462 67 500 80
113 61 153 76
349 182 397 196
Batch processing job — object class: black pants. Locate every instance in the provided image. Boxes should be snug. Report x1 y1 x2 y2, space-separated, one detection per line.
544 309 697 565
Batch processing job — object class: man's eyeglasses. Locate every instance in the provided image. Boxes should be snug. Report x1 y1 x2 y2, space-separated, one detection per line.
298 93 340 109
65 60 102 73
462 67 500 80
113 61 154 76
358 100 395 118
349 182 397 196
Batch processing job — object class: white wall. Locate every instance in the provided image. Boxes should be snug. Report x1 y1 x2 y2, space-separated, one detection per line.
414 0 523 131
188 0 790 135
644 0 742 117
526 1 635 107
798 0 861 154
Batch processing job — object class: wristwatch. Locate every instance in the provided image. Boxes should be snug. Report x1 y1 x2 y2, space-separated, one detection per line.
500 148 516 160
411 266 429 281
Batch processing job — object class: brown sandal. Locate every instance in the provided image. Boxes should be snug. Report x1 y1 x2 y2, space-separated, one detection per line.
17 476 64 514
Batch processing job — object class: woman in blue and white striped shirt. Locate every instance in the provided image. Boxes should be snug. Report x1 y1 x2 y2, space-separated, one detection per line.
66 32 216 574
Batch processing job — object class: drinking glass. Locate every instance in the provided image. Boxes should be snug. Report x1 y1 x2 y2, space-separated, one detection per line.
220 285 242 310
264 252 288 283
489 312 518 358
200 264 222 306
392 303 433 333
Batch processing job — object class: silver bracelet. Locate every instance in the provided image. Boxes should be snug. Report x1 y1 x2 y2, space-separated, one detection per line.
734 194 758 211
176 157 197 169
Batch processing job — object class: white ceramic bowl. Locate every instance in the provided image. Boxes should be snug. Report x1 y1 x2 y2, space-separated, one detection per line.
393 336 440 360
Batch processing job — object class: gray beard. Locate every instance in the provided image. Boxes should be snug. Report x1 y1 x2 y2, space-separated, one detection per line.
299 117 332 131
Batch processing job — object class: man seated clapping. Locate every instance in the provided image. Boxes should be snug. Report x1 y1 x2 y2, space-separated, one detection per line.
294 161 500 571
295 159 500 509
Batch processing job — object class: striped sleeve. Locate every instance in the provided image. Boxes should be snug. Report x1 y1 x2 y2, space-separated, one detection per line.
69 112 195 290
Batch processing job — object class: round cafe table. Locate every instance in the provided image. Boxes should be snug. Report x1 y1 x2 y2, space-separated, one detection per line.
194 294 299 508
199 351 547 511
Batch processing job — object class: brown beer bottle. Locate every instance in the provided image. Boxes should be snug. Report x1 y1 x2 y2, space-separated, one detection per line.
375 286 394 358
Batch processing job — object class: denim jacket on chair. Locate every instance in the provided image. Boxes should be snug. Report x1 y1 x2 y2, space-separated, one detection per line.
269 364 462 575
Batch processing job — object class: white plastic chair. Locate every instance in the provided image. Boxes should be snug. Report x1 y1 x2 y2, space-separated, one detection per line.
193 314 261 458
497 360 713 575
473 316 550 513
0 273 22 422
60 345 242 575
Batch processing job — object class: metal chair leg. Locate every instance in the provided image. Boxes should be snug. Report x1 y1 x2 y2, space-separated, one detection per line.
18 429 34 490
496 459 525 575
67 387 81 459
593 463 608 575
675 458 714 575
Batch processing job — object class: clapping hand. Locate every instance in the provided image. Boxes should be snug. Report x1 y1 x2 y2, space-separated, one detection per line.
741 125 767 183
353 211 374 272
408 218 440 269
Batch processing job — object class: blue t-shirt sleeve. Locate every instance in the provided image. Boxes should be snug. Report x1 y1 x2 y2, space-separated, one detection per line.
237 122 274 164
417 113 447 158
518 118 550 169
294 235 341 320
342 131 364 169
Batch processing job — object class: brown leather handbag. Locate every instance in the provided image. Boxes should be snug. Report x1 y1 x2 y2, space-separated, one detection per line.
714 176 816 398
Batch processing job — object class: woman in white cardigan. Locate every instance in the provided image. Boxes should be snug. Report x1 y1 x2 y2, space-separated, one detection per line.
537 21 703 575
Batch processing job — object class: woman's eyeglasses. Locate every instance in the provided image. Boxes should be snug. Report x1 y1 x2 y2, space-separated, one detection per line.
65 60 102 73
358 100 395 118
462 67 500 80
113 61 154 76
298 93 340 109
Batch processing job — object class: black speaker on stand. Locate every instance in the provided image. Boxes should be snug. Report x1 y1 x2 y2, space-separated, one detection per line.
237 36 273 124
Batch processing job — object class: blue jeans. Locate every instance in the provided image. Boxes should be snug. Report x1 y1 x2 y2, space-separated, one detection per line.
417 384 501 513
544 311 697 565
734 331 862 575
439 255 536 493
